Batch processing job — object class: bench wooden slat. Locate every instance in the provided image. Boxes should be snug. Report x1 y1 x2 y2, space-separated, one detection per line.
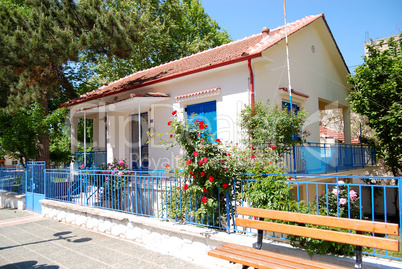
215 245 312 269
220 243 349 269
236 218 399 252
237 207 399 235
209 248 286 269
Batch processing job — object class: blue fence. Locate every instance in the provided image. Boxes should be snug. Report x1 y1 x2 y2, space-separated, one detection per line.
282 143 376 174
43 168 402 261
0 167 26 193
74 151 107 169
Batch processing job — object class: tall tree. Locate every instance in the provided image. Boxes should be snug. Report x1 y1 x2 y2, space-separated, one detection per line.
1 0 146 166
347 34 402 176
0 0 231 167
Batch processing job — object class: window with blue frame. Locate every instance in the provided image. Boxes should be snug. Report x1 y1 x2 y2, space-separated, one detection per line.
282 101 300 115
282 101 301 141
187 100 217 140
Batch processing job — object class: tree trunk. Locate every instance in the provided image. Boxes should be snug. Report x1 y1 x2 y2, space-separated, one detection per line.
37 99 50 169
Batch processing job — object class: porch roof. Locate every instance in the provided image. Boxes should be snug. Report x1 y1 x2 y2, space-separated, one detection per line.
75 92 169 115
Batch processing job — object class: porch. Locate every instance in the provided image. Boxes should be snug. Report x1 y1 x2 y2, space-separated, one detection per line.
282 142 376 174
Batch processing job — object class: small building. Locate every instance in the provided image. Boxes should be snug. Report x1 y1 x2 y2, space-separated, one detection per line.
62 14 374 173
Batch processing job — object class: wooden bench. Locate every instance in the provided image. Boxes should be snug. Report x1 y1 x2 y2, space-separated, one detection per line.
208 207 400 269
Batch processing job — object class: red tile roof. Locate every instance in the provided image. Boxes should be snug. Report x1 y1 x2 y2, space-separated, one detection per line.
175 88 220 100
77 92 169 112
320 126 360 144
279 87 309 98
62 14 329 108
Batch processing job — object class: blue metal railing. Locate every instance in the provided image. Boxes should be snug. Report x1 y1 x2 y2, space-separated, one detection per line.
0 167 26 193
282 143 376 174
231 174 402 261
74 143 376 174
43 169 402 261
74 151 107 169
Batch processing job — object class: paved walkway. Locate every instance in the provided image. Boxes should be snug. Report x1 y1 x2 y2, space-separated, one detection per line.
0 209 209 269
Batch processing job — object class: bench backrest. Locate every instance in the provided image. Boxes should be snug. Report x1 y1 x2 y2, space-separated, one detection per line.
235 207 400 252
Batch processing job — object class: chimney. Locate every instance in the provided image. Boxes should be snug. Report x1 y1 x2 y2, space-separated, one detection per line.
261 27 270 35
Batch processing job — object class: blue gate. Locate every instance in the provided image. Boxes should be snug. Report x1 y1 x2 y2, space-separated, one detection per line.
25 161 46 213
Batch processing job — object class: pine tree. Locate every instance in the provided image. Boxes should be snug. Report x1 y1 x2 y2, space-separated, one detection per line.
0 0 231 167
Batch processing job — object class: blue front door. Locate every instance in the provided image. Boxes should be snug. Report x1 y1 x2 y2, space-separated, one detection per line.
187 101 217 140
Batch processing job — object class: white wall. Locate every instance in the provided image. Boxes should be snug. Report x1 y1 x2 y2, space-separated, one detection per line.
254 19 350 143
146 63 250 169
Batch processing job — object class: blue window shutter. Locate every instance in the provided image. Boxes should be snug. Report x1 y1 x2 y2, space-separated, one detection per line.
187 101 217 140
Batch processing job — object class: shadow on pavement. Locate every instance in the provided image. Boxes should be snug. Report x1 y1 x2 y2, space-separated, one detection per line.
0 231 92 251
0 260 59 269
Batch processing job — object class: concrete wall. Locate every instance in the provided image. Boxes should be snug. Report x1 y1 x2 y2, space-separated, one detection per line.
0 190 26 210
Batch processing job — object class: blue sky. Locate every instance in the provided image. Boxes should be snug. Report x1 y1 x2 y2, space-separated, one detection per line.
201 0 402 71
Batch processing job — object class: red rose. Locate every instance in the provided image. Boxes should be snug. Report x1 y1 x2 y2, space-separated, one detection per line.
193 151 199 157
208 176 214 182
183 184 189 190
190 171 194 175
172 110 177 116
202 196 208 203
222 183 228 189
203 188 208 193
251 155 256 159
168 121 172 126
227 153 231 157
270 144 277 150
170 134 173 138
220 160 225 164
200 171 205 177
224 168 228 171
165 164 170 168
216 138 221 143
194 176 198 179
199 124 206 130
186 160 191 165
203 157 208 163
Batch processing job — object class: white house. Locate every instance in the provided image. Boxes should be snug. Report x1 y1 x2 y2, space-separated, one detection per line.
62 14 366 172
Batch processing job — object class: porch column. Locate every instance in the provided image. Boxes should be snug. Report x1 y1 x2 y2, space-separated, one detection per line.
70 114 79 169
343 107 351 144
118 114 131 161
93 114 106 151
107 112 116 164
